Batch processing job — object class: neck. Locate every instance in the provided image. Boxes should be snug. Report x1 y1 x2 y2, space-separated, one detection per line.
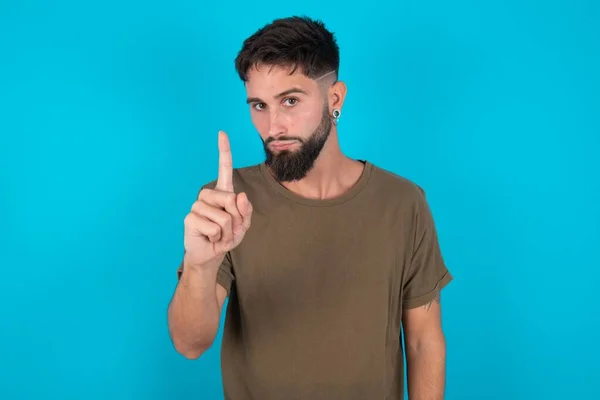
274 130 365 200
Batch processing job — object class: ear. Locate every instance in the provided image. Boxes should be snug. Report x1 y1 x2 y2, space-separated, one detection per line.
328 80 347 115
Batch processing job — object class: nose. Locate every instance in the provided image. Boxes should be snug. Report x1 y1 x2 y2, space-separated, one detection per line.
267 108 287 137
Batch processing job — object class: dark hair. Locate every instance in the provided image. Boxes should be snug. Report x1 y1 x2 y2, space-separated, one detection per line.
234 16 340 82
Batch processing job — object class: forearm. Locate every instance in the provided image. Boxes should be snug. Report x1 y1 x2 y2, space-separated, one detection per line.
405 337 446 400
168 260 221 358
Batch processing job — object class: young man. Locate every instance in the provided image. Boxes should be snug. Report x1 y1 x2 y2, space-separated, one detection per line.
168 16 453 400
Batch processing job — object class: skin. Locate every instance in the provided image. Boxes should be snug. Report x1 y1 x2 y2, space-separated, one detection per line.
168 63 447 399
168 132 250 359
403 292 447 400
244 63 365 198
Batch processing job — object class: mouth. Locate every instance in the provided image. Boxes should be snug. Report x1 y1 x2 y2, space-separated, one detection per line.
269 140 298 151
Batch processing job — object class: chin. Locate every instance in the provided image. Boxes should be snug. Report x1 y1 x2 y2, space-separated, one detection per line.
273 148 297 156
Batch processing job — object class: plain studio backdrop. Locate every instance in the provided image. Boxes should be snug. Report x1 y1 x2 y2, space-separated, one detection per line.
1 1 598 399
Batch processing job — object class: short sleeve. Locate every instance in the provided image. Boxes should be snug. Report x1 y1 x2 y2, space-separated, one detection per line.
402 189 453 309
176 252 235 294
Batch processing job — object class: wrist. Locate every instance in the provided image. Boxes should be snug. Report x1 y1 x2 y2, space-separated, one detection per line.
183 253 223 273
180 259 220 291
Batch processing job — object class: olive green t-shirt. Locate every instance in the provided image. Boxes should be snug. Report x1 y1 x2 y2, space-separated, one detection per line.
178 160 452 400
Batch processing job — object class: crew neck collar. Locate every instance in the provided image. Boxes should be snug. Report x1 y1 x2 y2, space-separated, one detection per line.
258 160 373 207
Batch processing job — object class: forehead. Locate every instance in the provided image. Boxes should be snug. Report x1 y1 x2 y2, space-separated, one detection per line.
244 64 319 98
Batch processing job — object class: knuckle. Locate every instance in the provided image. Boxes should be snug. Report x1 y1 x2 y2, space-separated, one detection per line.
209 225 220 237
198 188 212 200
196 198 213 210
221 214 232 227
184 213 195 226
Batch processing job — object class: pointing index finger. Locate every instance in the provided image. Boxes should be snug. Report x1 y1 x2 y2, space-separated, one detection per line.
216 131 234 192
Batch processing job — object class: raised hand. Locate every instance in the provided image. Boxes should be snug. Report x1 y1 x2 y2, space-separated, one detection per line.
183 131 253 269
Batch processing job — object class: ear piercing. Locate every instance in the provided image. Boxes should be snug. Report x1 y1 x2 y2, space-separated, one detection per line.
332 108 341 124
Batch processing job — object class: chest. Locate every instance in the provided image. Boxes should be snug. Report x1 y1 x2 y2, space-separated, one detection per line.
229 204 409 313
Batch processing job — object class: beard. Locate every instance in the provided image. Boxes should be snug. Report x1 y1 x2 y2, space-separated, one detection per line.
263 104 332 182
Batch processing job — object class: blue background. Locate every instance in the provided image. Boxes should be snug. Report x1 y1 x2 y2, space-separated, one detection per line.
1 0 598 399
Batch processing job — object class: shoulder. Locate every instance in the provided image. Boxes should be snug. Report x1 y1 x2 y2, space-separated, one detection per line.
366 163 443 245
200 163 265 192
366 162 428 207
233 163 264 184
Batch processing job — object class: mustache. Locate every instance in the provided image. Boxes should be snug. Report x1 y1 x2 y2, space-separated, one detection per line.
264 136 304 144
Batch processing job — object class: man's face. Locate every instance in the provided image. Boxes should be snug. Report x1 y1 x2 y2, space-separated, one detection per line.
245 65 333 182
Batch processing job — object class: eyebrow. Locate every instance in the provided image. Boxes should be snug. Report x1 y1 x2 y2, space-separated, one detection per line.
246 87 309 104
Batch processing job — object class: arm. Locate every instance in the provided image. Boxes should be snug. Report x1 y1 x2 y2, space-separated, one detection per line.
402 290 446 400
401 186 452 399
167 256 229 359
168 131 250 359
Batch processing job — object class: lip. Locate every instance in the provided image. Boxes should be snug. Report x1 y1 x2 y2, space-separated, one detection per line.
269 141 297 151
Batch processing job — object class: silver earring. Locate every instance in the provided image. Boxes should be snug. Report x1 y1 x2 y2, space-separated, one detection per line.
332 108 341 124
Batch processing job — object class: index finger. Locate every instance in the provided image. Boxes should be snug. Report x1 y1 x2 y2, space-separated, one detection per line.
216 131 233 192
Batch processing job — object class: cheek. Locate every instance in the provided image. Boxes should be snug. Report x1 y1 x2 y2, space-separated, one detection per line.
286 106 322 129
250 111 269 135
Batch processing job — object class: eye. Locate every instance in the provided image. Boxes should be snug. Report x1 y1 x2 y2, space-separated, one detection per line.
283 98 298 107
252 102 266 111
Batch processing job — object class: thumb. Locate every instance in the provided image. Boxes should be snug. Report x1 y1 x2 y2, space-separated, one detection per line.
237 193 253 233
237 192 253 217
